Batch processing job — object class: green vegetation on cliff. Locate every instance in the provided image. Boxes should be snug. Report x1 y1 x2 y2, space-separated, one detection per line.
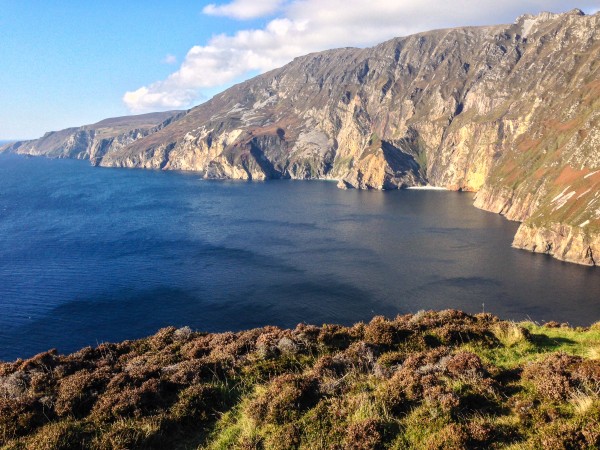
1 311 599 449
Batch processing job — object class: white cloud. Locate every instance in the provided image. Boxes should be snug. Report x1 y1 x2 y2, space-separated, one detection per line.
161 54 178 65
203 0 284 20
124 0 600 112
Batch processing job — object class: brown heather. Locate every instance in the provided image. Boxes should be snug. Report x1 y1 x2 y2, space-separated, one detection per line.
0 310 599 449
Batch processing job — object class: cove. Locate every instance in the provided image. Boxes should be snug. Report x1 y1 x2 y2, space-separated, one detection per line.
0 154 598 360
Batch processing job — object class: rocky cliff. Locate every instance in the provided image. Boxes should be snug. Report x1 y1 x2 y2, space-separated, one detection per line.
0 111 183 163
2 10 599 265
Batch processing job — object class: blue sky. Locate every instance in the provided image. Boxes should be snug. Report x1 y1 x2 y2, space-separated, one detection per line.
1 0 599 139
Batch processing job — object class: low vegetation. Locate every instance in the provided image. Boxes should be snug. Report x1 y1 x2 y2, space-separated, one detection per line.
1 310 599 449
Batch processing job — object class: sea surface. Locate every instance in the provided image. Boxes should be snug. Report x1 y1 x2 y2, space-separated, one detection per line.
1 154 599 360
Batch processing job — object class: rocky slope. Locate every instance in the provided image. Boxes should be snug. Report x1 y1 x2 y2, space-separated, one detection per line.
1 311 599 449
0 111 183 164
2 10 599 265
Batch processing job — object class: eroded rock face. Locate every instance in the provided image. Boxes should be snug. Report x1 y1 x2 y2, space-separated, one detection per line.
0 111 183 163
2 10 599 265
512 223 600 266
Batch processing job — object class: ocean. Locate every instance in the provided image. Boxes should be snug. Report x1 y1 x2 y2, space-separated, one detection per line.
0 153 598 360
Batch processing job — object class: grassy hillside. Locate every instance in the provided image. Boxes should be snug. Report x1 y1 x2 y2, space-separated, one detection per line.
1 310 599 449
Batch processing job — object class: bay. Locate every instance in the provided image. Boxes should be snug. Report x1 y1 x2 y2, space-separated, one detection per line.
0 153 598 361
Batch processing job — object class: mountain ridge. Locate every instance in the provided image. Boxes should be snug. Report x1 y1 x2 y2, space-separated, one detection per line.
2 9 599 265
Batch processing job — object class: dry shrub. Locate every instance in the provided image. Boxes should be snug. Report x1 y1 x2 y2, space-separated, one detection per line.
465 419 495 444
534 421 590 449
343 419 384 450
92 416 166 450
18 349 59 372
376 351 405 370
91 378 176 422
263 423 301 450
424 423 469 450
291 323 320 347
147 327 177 350
255 328 285 359
423 384 460 413
249 374 319 425
312 354 351 379
443 352 487 381
363 316 411 347
318 324 354 350
180 334 213 359
55 368 110 418
377 348 449 412
0 371 29 399
312 353 356 396
208 330 260 361
161 358 211 385
572 359 600 392
28 369 54 396
581 421 600 448
169 384 221 423
0 397 48 444
343 342 377 374
24 420 90 450
173 326 194 342
276 337 298 355
522 353 580 401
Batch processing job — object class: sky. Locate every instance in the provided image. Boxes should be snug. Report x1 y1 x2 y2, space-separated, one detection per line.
1 1 599 139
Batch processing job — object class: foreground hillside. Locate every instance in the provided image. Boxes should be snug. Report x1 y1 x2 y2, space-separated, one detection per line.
1 310 599 449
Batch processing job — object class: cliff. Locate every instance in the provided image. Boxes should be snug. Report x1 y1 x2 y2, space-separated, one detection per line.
2 10 599 265
0 111 183 164
1 311 599 449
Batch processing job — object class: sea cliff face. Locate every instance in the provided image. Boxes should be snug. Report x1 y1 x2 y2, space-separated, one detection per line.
0 111 183 163
512 223 600 266
2 10 598 265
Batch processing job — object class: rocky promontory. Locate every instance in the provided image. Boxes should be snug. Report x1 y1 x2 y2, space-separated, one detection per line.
2 9 599 265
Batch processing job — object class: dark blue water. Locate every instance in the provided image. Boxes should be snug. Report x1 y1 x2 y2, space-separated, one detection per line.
0 154 598 360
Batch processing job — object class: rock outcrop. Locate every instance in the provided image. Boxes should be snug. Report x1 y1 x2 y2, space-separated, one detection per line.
2 10 599 265
0 111 183 163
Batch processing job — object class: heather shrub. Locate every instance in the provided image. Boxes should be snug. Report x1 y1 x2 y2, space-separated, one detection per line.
92 416 167 450
423 423 469 450
363 316 411 347
343 418 385 450
317 324 353 350
55 369 110 418
169 383 222 423
0 397 48 444
262 423 301 450
23 420 90 450
522 353 580 401
1 311 599 449
0 371 29 399
249 374 319 425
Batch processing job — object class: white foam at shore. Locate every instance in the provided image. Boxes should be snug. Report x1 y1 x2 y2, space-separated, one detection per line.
406 185 448 190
